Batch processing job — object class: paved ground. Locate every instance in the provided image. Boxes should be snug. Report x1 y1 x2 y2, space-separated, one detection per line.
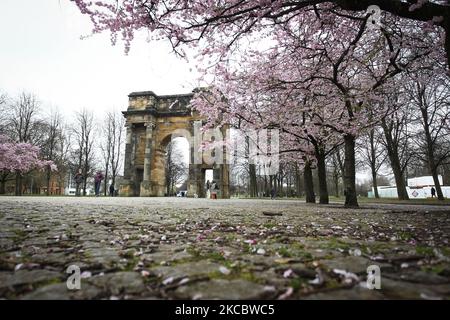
0 196 449 300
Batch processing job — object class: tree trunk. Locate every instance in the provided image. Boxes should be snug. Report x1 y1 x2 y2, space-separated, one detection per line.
391 158 409 200
112 175 116 194
371 166 380 199
46 167 51 196
0 178 6 194
83 176 87 196
430 167 444 200
249 164 257 197
369 129 380 198
264 175 268 197
334 171 339 198
304 161 315 203
15 173 23 196
316 149 329 204
104 170 109 196
278 176 282 196
421 106 445 201
381 120 409 200
295 165 303 197
343 135 358 207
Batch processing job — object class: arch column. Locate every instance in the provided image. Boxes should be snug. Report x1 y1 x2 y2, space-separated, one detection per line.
120 122 136 196
140 120 155 196
150 147 167 196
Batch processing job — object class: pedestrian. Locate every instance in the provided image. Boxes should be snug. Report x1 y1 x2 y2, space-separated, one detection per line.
74 168 83 196
109 184 115 197
211 180 218 199
94 171 104 197
431 187 436 198
270 188 275 200
206 180 211 199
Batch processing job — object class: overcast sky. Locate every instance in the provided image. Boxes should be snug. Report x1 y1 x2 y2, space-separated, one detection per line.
0 0 200 118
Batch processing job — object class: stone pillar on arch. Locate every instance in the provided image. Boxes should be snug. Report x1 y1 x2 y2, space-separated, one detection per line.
140 119 155 197
187 119 202 198
119 121 136 196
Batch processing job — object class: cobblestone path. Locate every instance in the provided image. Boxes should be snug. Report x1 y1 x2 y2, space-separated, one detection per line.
0 197 449 300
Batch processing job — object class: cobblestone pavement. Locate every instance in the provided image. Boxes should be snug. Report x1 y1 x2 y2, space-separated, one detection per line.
0 196 449 300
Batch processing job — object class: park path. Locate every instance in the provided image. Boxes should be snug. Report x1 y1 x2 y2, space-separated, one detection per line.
0 196 449 299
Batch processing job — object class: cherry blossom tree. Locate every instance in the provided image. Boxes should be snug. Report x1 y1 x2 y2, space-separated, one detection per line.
72 0 450 64
191 6 441 206
72 0 447 206
0 135 57 195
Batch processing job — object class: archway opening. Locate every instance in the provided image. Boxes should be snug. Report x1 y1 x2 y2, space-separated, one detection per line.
203 169 214 197
204 169 213 198
164 137 189 196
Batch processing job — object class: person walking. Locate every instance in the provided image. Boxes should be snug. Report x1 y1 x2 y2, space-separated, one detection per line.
109 184 115 197
206 180 211 199
431 186 436 198
210 180 218 199
270 188 276 200
74 169 83 196
94 171 104 197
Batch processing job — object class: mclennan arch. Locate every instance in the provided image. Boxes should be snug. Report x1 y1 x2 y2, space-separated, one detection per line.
120 90 230 198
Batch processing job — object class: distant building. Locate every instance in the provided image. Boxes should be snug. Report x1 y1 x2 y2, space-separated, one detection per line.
368 175 450 199
64 187 93 196
2 172 64 195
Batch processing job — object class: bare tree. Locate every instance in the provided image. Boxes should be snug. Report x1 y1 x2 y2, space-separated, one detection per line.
72 109 95 196
357 127 387 198
381 108 415 201
329 146 344 198
41 108 63 195
54 123 72 194
100 111 125 195
8 92 41 144
165 140 188 196
0 92 7 134
100 126 111 196
0 92 10 193
406 74 450 200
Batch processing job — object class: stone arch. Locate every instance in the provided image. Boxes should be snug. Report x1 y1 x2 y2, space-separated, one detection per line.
119 90 230 198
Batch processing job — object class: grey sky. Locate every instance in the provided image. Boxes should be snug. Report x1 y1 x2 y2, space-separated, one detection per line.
0 0 199 118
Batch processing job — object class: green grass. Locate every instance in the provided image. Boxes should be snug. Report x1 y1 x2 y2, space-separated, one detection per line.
320 238 351 251
186 247 226 262
233 195 450 205
399 231 413 241
416 246 435 257
440 247 450 257
12 229 28 242
263 222 277 229
277 246 293 258
337 197 450 205
421 264 446 275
